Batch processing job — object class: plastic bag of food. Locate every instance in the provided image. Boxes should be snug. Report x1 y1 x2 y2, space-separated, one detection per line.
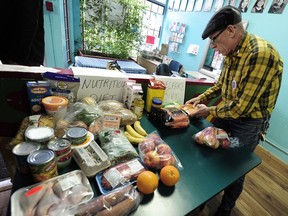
98 100 137 126
96 158 147 193
138 131 183 170
179 104 199 118
193 126 240 149
98 129 139 166
150 107 190 128
42 72 80 103
69 184 142 216
54 102 103 138
12 170 93 216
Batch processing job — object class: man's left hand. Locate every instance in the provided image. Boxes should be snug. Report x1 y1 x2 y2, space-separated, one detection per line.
195 104 210 118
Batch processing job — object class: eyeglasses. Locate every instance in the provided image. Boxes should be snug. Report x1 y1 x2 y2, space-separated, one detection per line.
210 28 226 45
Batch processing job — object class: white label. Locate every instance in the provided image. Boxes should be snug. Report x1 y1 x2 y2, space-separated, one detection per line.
127 159 144 173
103 168 124 188
59 173 81 191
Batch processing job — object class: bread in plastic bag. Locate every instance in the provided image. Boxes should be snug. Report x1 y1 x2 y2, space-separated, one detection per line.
98 100 137 126
138 131 183 170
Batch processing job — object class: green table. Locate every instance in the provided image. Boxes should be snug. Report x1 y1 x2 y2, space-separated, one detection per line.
131 115 261 215
9 114 261 216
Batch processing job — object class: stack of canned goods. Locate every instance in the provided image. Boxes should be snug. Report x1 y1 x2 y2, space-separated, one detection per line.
25 126 55 149
47 138 72 169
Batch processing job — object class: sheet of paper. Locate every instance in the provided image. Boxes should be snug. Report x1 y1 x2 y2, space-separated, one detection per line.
154 75 186 104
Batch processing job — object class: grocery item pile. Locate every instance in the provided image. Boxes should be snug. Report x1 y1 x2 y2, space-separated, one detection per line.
10 73 233 215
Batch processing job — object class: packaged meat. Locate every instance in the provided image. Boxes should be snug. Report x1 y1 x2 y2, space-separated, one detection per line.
95 159 147 194
138 131 183 170
11 170 94 216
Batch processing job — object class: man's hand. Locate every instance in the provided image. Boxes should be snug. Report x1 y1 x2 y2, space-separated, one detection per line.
185 96 201 107
194 104 210 118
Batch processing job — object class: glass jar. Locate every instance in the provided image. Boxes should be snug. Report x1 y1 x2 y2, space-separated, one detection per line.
132 92 144 119
151 98 162 113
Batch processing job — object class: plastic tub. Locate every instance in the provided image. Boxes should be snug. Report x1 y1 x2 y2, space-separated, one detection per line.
42 96 68 117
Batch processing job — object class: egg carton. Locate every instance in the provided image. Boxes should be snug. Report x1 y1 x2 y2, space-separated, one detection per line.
73 140 111 177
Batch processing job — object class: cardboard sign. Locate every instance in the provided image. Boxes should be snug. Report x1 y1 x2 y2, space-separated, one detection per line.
154 76 186 104
72 67 129 102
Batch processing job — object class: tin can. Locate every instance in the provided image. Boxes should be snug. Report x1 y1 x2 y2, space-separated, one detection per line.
27 150 58 182
47 138 72 169
66 127 88 145
12 142 41 174
25 126 55 149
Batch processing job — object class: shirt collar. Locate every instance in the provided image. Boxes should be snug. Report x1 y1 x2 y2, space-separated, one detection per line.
230 31 249 58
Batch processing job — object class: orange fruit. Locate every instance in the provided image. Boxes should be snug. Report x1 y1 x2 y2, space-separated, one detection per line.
137 171 159 194
160 165 180 186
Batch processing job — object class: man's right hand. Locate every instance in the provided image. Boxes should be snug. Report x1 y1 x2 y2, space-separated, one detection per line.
185 96 201 108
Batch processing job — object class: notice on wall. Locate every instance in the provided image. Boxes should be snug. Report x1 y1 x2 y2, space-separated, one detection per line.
72 67 128 102
154 76 186 105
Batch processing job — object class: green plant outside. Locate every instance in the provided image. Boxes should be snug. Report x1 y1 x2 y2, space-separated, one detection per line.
80 0 146 59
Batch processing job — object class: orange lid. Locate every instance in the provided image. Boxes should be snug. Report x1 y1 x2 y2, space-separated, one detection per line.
42 96 68 111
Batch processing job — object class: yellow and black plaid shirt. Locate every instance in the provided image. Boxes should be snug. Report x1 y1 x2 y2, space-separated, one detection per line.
200 32 283 119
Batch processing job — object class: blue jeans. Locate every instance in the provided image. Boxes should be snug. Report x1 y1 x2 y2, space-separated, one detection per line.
213 117 265 210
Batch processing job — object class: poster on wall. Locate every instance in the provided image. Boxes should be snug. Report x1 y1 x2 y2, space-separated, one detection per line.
186 0 196 11
173 0 181 11
194 0 204 11
251 0 268 13
238 0 251 12
214 0 224 11
168 0 175 11
227 0 237 6
203 0 214 11
268 0 287 14
180 0 188 11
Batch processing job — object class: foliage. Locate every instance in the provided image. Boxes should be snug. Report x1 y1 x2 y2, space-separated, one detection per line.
80 0 146 59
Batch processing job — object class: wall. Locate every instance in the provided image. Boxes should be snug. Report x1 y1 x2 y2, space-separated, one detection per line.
161 0 288 163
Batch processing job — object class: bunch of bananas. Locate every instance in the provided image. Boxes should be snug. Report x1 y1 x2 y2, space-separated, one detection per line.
124 121 148 145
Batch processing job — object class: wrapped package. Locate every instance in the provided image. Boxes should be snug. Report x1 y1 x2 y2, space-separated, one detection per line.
150 107 190 128
69 184 142 216
98 129 139 166
96 158 147 193
193 126 240 149
11 170 93 216
98 100 137 126
138 131 183 170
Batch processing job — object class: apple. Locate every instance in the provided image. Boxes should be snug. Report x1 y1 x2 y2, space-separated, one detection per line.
143 151 160 169
159 154 176 168
147 133 163 145
139 139 156 154
220 139 230 149
157 143 172 155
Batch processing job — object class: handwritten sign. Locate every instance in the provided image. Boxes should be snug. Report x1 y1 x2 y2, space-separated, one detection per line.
72 67 128 102
154 76 186 104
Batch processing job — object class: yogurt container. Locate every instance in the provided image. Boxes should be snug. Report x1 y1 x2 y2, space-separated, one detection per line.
25 126 55 148
42 96 68 119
